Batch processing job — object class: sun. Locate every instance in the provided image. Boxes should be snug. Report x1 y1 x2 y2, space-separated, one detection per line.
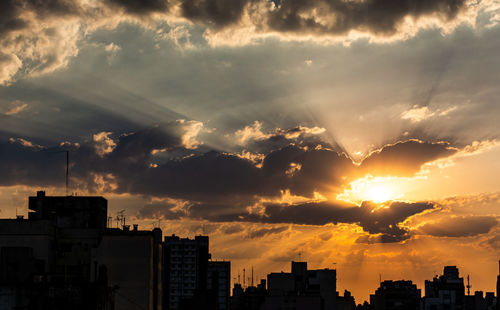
337 176 406 204
366 185 394 203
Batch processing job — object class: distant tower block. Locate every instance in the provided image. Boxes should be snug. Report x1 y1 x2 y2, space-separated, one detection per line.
497 260 500 299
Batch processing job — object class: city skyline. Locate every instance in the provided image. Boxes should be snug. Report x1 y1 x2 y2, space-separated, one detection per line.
3 190 499 309
2 0 500 304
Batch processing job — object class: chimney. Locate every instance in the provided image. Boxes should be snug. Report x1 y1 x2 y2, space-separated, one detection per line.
37 191 46 197
123 225 130 231
133 224 138 231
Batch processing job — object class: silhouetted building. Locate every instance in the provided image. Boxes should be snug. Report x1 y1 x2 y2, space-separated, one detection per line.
92 226 163 310
28 191 107 229
337 290 356 310
258 261 352 310
371 280 421 310
208 261 231 310
308 268 337 309
230 280 267 310
1 191 235 310
0 191 114 310
424 266 465 310
486 292 496 310
267 272 295 296
162 234 212 310
464 290 497 310
497 261 500 310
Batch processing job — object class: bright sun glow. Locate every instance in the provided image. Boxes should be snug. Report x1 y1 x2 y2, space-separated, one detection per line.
366 185 393 203
337 176 409 204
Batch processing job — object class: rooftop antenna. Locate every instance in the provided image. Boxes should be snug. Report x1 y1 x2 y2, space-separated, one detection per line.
467 275 471 296
51 150 69 195
66 150 69 195
116 210 125 228
252 266 254 287
243 268 246 288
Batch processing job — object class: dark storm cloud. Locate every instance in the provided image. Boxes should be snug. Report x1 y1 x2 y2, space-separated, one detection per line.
0 124 457 242
137 202 185 219
261 144 354 197
0 0 478 85
180 0 249 28
0 1 27 36
417 216 498 237
359 140 456 177
0 139 66 187
248 200 434 242
106 0 169 15
246 226 288 239
0 0 78 35
267 0 467 35
101 0 469 35
0 128 457 204
0 0 470 37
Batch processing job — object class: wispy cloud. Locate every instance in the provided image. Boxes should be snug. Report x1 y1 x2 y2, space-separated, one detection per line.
2 100 28 116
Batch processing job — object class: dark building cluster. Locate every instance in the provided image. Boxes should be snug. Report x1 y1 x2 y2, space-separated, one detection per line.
357 265 499 310
231 261 355 310
0 192 229 310
1 193 500 310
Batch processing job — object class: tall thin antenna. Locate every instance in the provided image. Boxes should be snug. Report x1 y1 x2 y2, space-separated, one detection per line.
65 150 69 196
50 150 69 195
251 266 254 287
243 269 246 288
467 275 471 296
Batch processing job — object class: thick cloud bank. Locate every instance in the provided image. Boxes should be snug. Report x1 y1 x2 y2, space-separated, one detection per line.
0 0 482 84
0 122 459 242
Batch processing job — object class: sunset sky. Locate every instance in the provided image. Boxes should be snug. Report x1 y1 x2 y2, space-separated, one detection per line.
2 0 500 303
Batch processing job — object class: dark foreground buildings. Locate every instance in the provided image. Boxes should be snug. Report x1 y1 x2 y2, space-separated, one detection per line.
367 266 498 310
3 192 500 310
231 261 356 310
0 191 230 310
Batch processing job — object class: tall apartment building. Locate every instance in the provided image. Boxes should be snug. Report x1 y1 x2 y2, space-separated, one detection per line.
163 234 210 310
208 261 231 310
423 266 465 310
92 226 163 310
